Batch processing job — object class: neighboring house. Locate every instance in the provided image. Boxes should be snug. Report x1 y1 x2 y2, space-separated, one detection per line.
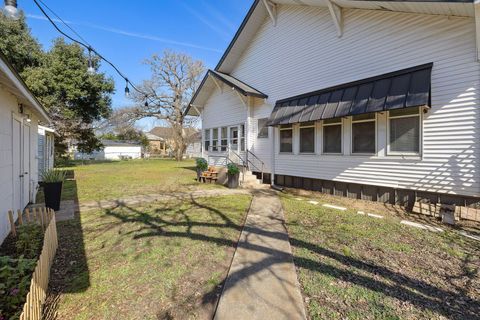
149 126 201 158
38 125 55 181
73 140 143 160
145 132 167 156
0 51 50 243
187 0 480 207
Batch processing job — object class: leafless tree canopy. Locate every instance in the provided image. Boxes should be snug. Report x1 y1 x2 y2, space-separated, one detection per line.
115 49 205 160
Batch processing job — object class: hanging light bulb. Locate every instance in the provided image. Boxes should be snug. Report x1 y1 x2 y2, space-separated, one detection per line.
87 48 95 75
144 100 149 107
3 0 20 20
124 80 130 97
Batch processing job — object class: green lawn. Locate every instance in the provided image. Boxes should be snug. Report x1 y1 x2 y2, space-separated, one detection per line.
38 159 222 203
282 193 480 320
45 195 251 320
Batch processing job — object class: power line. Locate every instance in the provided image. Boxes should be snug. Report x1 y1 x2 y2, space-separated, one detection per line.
32 0 152 105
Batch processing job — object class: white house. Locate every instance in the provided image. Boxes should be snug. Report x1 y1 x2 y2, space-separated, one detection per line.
187 0 480 208
73 140 143 160
38 125 55 181
0 51 50 243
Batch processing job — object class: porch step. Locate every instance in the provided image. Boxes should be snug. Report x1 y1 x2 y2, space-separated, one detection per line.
241 171 263 188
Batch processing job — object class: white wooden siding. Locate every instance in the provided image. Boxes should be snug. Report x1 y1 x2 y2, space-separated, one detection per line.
226 5 479 197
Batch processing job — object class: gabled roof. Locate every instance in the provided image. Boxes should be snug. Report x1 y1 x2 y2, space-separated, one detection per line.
187 70 267 116
145 132 164 141
0 50 50 123
101 140 142 147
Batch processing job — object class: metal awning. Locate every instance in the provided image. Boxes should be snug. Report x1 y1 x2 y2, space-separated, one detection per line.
267 63 432 126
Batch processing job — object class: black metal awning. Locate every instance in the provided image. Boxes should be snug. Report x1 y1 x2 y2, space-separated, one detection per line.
267 63 432 126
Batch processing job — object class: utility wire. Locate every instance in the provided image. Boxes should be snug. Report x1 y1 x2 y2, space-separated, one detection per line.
32 0 151 103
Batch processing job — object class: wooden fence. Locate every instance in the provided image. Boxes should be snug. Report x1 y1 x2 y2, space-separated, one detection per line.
7 207 58 320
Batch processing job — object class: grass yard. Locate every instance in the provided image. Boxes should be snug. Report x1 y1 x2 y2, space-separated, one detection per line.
281 193 480 320
44 194 251 320
38 159 221 203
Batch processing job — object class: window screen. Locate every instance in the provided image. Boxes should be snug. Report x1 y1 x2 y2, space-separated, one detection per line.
280 127 293 153
300 126 315 153
257 118 269 138
221 127 227 151
352 121 375 154
389 117 419 153
323 124 341 154
212 128 218 151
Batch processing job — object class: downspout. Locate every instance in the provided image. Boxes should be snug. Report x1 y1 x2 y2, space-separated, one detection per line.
270 125 275 186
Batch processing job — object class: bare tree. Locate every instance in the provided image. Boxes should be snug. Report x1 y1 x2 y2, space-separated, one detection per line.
122 49 204 160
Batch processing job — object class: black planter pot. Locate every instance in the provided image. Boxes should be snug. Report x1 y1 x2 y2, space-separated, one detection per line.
227 173 239 189
43 182 63 211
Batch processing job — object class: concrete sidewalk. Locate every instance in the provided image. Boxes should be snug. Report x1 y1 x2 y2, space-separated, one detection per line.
214 190 307 320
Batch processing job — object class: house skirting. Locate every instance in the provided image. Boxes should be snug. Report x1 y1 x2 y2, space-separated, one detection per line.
272 174 480 215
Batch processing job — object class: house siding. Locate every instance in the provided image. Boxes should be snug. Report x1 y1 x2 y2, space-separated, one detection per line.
222 5 479 197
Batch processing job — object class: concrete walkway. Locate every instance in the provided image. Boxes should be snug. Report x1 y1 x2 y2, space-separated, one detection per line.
214 190 307 320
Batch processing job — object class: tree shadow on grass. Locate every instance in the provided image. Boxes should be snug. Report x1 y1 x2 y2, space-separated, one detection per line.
101 194 480 319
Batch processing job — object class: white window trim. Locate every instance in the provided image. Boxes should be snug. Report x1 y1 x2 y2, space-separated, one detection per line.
322 118 343 155
212 128 219 152
299 122 316 154
279 125 294 154
386 108 422 156
257 118 269 139
350 114 377 155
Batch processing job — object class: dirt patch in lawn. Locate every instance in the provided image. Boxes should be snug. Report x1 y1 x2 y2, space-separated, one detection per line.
281 193 480 320
43 195 251 320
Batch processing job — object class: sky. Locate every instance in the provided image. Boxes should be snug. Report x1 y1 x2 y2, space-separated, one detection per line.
20 0 252 130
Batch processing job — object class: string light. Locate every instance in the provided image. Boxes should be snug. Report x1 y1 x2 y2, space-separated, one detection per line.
124 80 130 97
30 0 153 108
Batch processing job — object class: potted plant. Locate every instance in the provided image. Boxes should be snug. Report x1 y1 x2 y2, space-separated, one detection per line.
41 169 66 211
227 163 240 188
196 158 208 181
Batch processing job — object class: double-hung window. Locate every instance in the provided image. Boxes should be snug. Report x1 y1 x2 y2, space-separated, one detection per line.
279 124 293 153
240 124 245 151
204 129 210 152
351 113 376 154
388 108 420 155
212 128 218 152
299 121 315 153
323 118 342 154
230 126 238 151
221 127 227 151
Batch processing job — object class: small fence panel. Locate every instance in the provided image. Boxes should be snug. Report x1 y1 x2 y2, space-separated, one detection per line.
7 208 58 320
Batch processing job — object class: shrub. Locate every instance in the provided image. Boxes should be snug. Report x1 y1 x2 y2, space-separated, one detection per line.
0 255 37 320
41 169 66 183
227 163 240 175
16 223 43 260
196 158 208 171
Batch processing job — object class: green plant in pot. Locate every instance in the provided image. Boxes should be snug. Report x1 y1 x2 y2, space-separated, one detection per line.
41 169 66 211
227 163 240 188
195 158 208 181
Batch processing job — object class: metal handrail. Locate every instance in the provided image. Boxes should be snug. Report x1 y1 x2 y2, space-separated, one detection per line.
246 150 265 182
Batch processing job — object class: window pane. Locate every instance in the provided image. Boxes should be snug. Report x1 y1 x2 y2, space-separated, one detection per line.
204 129 210 151
280 129 293 153
300 127 315 153
204 141 210 151
323 125 341 153
352 121 375 153
390 117 419 152
221 127 227 151
230 127 238 151
258 118 269 138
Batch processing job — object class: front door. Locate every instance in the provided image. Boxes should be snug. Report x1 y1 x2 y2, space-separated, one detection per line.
229 126 239 152
23 124 31 204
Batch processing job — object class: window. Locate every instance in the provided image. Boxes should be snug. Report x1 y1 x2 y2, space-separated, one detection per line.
352 113 376 154
221 127 227 151
299 121 315 153
388 108 420 154
257 118 269 138
240 124 245 151
279 124 293 153
212 128 218 152
204 129 210 151
230 126 238 151
323 118 342 154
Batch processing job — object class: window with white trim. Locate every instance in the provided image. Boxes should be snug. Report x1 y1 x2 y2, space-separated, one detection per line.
221 127 227 151
388 108 420 155
230 126 238 151
240 124 245 151
279 124 293 153
212 128 218 152
351 113 376 154
257 118 269 138
323 118 342 154
299 121 315 153
204 129 210 152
